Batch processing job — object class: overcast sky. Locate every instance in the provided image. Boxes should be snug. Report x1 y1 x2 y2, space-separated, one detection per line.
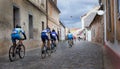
57 0 99 28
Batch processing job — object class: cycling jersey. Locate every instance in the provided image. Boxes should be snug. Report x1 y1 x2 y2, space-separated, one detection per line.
12 28 24 34
51 32 57 37
50 32 57 41
11 28 25 43
41 29 50 42
67 33 73 40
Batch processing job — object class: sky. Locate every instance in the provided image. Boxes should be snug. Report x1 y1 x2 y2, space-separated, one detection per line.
57 0 99 28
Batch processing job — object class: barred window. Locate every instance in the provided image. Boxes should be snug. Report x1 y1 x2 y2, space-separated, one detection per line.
41 0 45 7
118 0 120 13
107 0 112 32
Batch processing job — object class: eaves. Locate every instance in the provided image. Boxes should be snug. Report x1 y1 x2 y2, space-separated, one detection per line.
26 0 47 15
48 0 61 13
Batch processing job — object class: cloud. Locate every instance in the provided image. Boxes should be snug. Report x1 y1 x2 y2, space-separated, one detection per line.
57 0 99 28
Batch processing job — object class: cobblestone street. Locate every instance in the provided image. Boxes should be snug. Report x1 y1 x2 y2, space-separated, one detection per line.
0 40 110 69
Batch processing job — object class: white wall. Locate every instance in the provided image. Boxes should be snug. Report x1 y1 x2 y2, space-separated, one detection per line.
60 27 65 40
81 18 85 29
86 29 91 41
87 30 91 41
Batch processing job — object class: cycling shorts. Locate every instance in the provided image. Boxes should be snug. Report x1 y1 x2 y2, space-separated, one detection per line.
11 33 22 43
41 32 49 43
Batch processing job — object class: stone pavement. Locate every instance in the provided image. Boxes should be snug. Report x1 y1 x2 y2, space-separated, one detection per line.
0 40 113 69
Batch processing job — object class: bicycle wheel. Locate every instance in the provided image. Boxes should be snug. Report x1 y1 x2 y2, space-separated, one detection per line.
51 44 54 53
52 44 56 53
9 46 16 62
18 44 25 59
47 47 51 56
41 46 46 59
54 45 57 52
70 44 72 48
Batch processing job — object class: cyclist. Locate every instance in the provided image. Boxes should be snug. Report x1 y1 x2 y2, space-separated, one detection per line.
50 29 59 47
67 31 73 46
11 25 27 47
41 27 51 51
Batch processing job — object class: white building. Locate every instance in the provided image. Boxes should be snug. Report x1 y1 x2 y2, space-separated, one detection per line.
59 21 66 40
81 6 100 41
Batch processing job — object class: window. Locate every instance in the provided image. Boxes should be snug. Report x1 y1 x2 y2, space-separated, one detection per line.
118 0 120 13
99 0 102 5
42 21 44 30
41 0 45 7
117 0 120 19
29 14 33 39
107 0 112 32
13 6 20 28
117 0 120 41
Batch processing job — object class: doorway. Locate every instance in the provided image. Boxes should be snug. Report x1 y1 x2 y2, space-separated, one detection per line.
13 6 20 28
29 14 33 39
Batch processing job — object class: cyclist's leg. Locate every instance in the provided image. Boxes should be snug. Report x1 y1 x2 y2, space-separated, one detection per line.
68 39 70 44
51 37 54 45
18 40 23 45
70 39 72 45
72 39 73 45
11 34 17 47
12 40 16 47
69 38 72 45
53 37 56 46
42 40 46 49
17 34 24 46
46 36 50 50
41 36 46 49
48 40 50 49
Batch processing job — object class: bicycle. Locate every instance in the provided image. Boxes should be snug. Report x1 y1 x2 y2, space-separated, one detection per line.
51 39 57 53
41 40 51 59
9 40 25 62
68 39 73 48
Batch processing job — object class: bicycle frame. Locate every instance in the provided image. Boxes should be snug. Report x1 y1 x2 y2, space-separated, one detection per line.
68 39 73 46
16 40 23 46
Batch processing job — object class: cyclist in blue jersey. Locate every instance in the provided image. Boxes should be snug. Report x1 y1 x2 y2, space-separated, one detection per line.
67 31 74 46
41 27 51 50
50 29 59 46
11 25 27 47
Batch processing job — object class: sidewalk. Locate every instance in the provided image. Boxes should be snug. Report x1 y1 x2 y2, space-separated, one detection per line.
91 42 114 69
103 47 114 69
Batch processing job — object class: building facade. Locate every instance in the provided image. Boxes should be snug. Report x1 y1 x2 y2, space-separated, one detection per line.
59 21 66 40
0 0 47 55
89 15 104 44
47 0 60 35
81 6 104 42
100 0 120 69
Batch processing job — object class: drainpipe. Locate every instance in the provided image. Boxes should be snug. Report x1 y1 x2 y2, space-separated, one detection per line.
46 0 48 28
103 0 107 43
114 0 117 44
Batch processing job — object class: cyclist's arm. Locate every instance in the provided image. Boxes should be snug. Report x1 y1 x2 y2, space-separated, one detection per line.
50 33 52 39
23 33 27 40
55 32 59 41
72 34 74 40
21 29 27 40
